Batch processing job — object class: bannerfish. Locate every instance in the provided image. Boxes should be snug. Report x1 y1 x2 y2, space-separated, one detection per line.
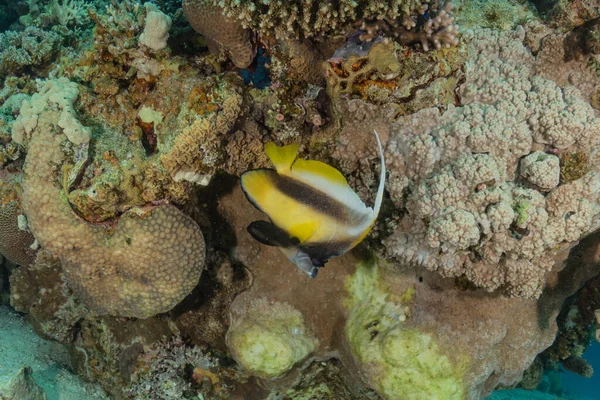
240 130 386 278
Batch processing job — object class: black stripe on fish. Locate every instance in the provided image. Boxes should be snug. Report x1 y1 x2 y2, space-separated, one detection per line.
271 173 350 223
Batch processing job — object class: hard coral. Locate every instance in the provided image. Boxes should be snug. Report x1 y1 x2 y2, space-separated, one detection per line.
202 0 430 40
368 28 600 298
183 0 255 68
0 26 61 76
19 78 205 318
160 74 244 184
0 172 36 265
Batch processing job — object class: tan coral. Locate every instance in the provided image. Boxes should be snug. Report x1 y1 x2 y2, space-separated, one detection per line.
183 0 255 68
160 76 244 183
20 79 205 318
0 172 36 265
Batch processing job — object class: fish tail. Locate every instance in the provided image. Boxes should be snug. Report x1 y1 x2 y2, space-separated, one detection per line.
265 142 299 173
372 130 386 218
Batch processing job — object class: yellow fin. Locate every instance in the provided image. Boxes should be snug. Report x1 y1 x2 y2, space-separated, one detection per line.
265 142 299 173
291 159 348 185
289 220 318 243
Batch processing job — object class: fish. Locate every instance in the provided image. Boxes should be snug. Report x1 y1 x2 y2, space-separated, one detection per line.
239 130 386 278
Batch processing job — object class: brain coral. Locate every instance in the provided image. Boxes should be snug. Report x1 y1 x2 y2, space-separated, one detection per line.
375 28 600 298
0 172 36 265
18 78 205 318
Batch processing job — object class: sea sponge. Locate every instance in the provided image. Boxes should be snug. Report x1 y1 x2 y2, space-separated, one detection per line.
227 299 318 379
20 79 205 318
139 10 172 51
0 173 36 265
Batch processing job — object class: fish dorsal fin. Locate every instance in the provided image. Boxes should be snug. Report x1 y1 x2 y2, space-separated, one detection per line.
265 142 299 173
291 158 348 186
289 220 319 244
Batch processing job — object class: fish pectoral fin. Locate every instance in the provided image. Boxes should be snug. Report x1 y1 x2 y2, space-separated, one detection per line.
247 220 297 248
288 220 319 244
265 142 299 173
291 159 348 185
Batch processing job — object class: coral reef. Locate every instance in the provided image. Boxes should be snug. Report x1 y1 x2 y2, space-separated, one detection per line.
4 0 600 399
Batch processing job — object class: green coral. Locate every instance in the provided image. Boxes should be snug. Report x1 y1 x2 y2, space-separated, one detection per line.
345 259 466 400
227 299 318 379
514 200 531 226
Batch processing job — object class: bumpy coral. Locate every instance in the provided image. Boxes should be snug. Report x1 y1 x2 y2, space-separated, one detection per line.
13 76 91 145
19 78 205 318
183 0 255 68
227 299 318 379
378 28 600 298
0 172 36 265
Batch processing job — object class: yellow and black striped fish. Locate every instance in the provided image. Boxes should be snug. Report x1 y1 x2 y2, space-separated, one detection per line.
240 130 386 277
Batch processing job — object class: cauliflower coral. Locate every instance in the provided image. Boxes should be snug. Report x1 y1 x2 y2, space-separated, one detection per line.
381 27 600 298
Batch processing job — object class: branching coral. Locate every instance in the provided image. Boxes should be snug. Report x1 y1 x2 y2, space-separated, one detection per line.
18 78 205 318
199 0 431 40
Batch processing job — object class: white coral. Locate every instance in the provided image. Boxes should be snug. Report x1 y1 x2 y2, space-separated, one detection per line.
519 151 560 191
381 28 600 298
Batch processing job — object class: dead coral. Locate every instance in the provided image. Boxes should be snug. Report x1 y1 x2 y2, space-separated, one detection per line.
325 39 402 101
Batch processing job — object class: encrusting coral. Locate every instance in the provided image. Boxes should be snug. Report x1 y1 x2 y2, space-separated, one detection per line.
17 78 206 318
